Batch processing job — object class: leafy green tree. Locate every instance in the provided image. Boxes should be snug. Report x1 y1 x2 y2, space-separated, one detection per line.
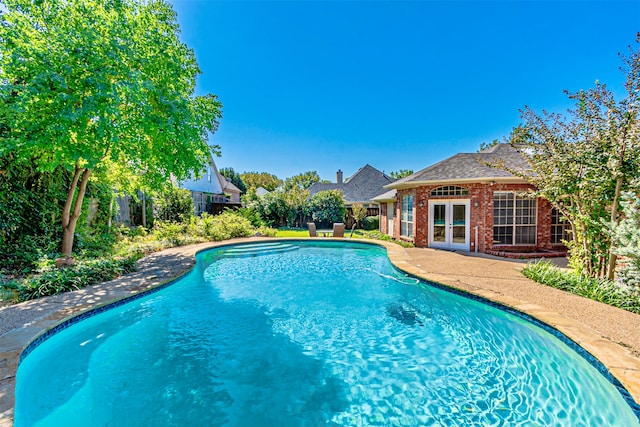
349 202 368 236
153 185 194 223
284 187 310 227
350 203 368 228
283 171 321 192
0 154 66 269
261 191 290 227
506 35 640 279
307 190 346 227
0 0 222 256
611 192 640 289
389 169 414 179
219 167 247 193
240 171 283 191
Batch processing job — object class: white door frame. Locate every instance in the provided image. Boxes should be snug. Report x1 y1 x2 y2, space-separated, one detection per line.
428 199 470 251
387 203 394 237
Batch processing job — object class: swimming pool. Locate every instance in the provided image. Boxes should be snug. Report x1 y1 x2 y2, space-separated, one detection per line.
14 241 640 426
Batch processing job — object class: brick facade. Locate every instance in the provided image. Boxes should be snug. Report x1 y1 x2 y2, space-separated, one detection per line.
386 183 559 253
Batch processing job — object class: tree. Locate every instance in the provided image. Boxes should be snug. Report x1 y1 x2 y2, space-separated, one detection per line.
219 167 247 193
611 192 640 289
283 171 321 192
506 35 640 279
153 185 194 223
0 0 223 256
349 202 368 236
307 190 346 227
284 187 309 227
389 169 414 179
260 191 290 227
240 171 283 191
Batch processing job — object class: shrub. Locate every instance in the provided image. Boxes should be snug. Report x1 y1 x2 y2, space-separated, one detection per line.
15 256 139 302
307 190 346 228
257 226 277 237
153 185 194 223
231 207 265 227
522 260 640 314
359 230 415 248
206 211 254 241
611 192 640 290
362 215 380 231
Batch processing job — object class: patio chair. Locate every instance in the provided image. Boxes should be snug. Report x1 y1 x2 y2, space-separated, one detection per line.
307 222 317 237
332 222 345 238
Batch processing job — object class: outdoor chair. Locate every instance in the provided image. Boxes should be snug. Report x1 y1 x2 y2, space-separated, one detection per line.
332 222 345 238
308 222 317 237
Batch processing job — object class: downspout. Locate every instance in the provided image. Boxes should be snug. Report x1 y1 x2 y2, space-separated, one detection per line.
474 225 478 253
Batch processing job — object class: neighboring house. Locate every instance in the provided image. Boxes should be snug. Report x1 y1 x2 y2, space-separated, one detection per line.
377 144 568 256
308 165 396 226
116 155 242 225
178 154 242 215
255 187 270 197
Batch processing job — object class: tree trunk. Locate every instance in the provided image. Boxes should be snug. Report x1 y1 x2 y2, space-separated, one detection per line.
607 135 627 280
108 195 114 228
61 165 92 256
142 192 147 228
606 176 623 280
606 109 633 279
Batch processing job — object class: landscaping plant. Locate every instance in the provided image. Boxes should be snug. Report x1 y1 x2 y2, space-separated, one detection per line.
0 0 223 256
506 35 640 280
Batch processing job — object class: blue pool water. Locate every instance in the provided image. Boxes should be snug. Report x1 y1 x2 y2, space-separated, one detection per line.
15 241 639 426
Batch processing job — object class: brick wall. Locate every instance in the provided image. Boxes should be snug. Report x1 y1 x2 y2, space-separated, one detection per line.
379 202 388 234
394 183 554 253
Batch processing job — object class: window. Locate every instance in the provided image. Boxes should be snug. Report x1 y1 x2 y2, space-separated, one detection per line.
551 208 570 244
493 192 536 245
430 186 468 197
401 195 414 238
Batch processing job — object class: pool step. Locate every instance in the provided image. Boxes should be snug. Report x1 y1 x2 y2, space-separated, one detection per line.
221 243 299 258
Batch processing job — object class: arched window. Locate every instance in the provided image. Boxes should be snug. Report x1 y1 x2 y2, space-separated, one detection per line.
430 186 468 197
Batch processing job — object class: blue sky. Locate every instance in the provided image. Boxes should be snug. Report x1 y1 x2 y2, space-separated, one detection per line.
168 0 639 182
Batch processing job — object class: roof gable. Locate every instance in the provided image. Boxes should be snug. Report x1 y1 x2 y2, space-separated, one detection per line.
308 164 396 203
178 154 227 194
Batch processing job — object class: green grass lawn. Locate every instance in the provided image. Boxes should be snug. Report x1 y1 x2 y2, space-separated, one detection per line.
276 228 312 237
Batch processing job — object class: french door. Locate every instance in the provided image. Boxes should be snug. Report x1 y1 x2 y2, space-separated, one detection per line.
428 200 470 250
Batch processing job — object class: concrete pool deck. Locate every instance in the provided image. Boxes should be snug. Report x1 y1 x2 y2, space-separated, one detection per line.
1 237 640 425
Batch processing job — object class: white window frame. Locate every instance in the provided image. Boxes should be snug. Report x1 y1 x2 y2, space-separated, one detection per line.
551 207 570 244
493 191 537 245
400 194 414 238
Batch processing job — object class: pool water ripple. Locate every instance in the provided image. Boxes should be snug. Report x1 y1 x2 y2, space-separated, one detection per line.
14 241 639 426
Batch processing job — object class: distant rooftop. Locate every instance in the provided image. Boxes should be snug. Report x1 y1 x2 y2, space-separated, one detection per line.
308 164 396 204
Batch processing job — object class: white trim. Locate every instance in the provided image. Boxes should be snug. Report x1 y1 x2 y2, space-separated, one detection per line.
428 199 470 251
492 192 538 245
386 176 529 190
386 203 394 237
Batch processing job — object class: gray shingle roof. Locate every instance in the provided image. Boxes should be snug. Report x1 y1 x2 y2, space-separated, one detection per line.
389 143 529 188
371 189 397 202
309 164 396 203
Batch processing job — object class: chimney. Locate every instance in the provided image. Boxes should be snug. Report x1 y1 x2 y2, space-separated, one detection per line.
336 169 343 184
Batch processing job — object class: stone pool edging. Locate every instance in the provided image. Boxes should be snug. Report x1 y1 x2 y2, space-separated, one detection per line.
1 237 639 426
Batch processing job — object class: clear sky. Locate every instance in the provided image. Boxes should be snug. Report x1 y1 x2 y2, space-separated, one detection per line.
168 0 639 183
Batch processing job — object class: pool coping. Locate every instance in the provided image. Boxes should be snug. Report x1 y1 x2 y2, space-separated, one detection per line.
2 237 640 425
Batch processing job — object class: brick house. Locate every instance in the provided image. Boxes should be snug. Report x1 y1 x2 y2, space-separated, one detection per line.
375 144 568 255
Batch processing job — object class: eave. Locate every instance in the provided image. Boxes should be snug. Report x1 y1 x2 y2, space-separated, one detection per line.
384 176 530 190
